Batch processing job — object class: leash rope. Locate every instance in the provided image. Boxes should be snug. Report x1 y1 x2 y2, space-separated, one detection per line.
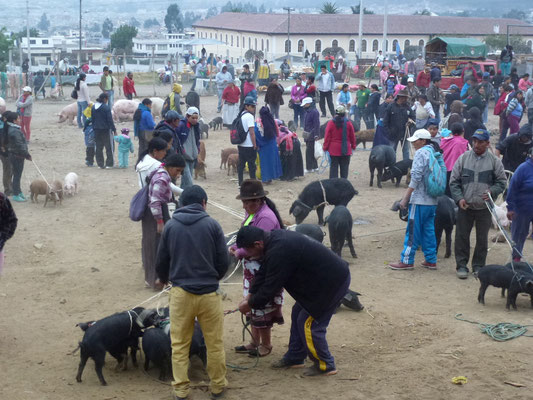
209 200 245 220
31 159 53 190
317 150 331 175
455 313 533 341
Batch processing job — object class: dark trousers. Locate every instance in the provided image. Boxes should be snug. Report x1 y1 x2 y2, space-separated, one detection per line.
528 108 533 126
305 140 318 171
9 154 24 195
85 146 95 166
319 91 335 117
293 104 306 128
125 93 133 100
94 129 114 168
138 130 150 155
455 207 492 271
1 154 13 195
444 171 452 197
237 146 257 185
511 209 533 260
329 155 350 179
283 279 349 371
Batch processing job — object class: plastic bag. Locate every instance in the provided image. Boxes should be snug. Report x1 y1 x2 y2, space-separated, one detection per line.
314 140 324 160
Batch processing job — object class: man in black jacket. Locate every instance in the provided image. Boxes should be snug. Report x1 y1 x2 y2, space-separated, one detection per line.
366 84 381 129
383 89 415 160
156 186 229 400
495 124 533 172
91 92 116 169
237 226 350 377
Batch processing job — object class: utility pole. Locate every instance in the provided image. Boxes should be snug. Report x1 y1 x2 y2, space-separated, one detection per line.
283 7 294 65
357 0 363 62
79 0 82 66
382 0 388 56
26 0 31 70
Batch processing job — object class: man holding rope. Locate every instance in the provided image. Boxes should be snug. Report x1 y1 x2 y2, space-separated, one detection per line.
236 225 350 377
156 185 229 399
449 129 507 279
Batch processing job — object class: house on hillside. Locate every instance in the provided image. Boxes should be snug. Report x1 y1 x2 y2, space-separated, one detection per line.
193 13 533 64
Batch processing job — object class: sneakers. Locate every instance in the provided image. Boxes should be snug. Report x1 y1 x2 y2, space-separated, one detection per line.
19 192 27 200
389 262 414 270
12 194 27 202
271 358 305 369
210 389 225 399
302 365 338 377
421 261 437 270
456 267 469 279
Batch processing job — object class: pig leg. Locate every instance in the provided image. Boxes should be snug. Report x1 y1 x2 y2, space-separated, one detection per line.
444 227 453 258
44 194 48 207
144 356 150 371
317 204 326 226
434 225 443 256
76 348 89 383
478 282 488 304
369 166 374 187
377 167 383 189
395 176 401 188
93 352 108 386
130 345 138 368
346 231 357 258
501 288 506 297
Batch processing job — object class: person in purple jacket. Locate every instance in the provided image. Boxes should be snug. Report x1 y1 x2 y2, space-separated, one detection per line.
291 77 307 129
230 179 285 357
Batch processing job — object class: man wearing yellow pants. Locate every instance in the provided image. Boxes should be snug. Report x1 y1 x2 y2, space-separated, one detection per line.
156 185 229 399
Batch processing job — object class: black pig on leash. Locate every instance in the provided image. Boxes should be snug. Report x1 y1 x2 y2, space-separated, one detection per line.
75 307 159 386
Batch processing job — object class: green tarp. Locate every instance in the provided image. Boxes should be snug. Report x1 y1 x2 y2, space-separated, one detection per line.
426 37 487 58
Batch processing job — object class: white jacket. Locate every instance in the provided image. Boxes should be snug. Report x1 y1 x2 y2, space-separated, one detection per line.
136 154 182 195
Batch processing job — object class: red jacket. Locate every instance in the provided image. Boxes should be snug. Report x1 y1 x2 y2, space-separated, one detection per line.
416 71 431 88
323 119 356 156
123 77 137 97
222 85 240 104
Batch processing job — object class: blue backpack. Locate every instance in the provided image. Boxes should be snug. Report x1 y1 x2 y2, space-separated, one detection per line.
424 146 447 197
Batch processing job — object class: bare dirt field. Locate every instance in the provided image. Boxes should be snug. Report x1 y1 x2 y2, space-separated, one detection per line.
1 81 532 400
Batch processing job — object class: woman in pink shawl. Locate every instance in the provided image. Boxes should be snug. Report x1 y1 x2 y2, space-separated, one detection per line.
440 122 469 196
276 120 304 180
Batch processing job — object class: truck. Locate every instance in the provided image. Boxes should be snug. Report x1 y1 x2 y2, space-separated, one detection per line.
425 37 497 89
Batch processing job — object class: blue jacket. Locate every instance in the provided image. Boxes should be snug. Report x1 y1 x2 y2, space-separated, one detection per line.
139 104 155 131
506 158 533 214
113 134 134 153
315 71 336 92
175 119 200 154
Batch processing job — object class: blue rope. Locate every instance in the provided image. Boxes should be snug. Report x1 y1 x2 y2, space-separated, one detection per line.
317 151 331 175
455 313 533 342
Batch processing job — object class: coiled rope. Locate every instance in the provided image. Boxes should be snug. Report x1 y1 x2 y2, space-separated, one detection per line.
455 313 533 342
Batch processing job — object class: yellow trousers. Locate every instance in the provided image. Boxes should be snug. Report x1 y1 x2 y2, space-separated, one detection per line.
169 286 227 397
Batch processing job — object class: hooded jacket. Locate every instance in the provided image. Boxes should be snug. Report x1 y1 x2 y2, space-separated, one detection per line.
496 125 533 172
6 123 30 158
91 102 116 132
155 203 229 294
175 118 200 160
138 104 155 132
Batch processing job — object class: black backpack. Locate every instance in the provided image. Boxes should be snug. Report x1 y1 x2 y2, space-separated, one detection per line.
230 111 249 145
161 95 171 118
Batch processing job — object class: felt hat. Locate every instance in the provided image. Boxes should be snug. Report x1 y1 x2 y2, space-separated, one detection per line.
236 179 268 200
396 89 409 97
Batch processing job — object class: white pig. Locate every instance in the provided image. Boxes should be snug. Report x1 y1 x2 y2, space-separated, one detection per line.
58 102 78 124
112 99 140 122
149 97 164 119
63 172 79 196
0 97 6 114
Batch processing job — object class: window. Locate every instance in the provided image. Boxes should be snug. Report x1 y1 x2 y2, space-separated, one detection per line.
255 38 257 50
349 39 355 52
298 39 304 52
30 39 36 44
266 39 269 52
242 36 244 48
158 44 167 50
372 39 378 51
237 36 239 47
527 40 532 51
385 40 389 52
418 39 424 47
392 39 398 52
225 34 228 44
285 40 291 53
315 39 321 53
42 39 49 44
404 39 410 49
248 37 251 49
210 32 212 38
332 39 338 47
261 39 264 51
231 35 233 46
361 39 367 52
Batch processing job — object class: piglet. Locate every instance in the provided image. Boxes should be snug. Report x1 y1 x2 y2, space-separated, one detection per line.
506 272 533 310
220 148 238 169
30 179 49 204
369 145 396 188
477 264 516 304
435 196 456 258
63 172 79 196
294 224 325 243
46 180 63 207
58 102 78 124
325 205 357 259
381 159 412 187
142 327 172 381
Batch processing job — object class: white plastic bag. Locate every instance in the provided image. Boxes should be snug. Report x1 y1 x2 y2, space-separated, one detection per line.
314 140 324 160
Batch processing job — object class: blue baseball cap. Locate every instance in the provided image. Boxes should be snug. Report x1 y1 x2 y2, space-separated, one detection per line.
449 84 459 90
472 129 490 141
244 96 256 106
428 118 439 127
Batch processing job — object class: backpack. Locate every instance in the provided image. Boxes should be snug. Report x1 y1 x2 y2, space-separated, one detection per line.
230 111 249 145
129 184 149 221
424 146 447 197
161 95 171 118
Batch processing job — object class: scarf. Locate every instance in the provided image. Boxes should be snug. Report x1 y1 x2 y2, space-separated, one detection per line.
277 126 296 152
341 119 348 156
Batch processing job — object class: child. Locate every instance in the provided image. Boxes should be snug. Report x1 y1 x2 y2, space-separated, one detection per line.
114 128 134 168
82 103 95 167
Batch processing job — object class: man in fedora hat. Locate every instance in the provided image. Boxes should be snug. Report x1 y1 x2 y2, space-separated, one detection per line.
383 89 415 160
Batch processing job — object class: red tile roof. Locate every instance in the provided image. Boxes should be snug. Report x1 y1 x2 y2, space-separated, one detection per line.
193 12 533 36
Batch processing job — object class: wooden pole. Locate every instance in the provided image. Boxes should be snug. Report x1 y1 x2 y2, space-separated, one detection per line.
151 47 156 96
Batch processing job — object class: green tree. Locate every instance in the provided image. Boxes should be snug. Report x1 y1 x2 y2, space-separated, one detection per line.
102 18 113 39
0 28 14 70
143 18 160 28
183 12 201 28
206 7 219 18
89 23 100 33
413 9 431 16
110 25 138 54
38 13 50 32
164 4 183 33
502 9 528 21
484 34 531 54
129 17 141 28
13 28 39 42
320 2 339 14
350 3 374 14
258 4 266 13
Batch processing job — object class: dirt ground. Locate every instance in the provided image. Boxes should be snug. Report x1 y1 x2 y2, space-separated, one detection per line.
1 81 533 400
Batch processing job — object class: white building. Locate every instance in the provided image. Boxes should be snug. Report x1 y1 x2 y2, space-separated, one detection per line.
132 32 195 58
21 36 105 65
193 13 533 64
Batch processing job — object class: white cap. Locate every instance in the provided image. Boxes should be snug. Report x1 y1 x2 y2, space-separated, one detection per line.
301 97 313 106
186 106 199 115
22 86 32 92
407 77 414 83
407 129 432 142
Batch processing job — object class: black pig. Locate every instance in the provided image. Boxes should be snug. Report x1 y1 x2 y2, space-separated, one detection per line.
325 205 357 259
294 224 325 243
369 145 396 188
435 196 456 258
382 159 412 187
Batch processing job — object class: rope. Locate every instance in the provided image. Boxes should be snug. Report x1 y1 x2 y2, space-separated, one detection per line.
354 227 405 239
455 313 533 341
225 312 259 370
209 200 245 220
130 286 171 310
317 151 331 175
30 159 53 190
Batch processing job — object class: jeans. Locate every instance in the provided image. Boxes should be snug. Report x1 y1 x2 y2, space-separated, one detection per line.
169 287 227 398
352 106 372 131
8 154 24 195
501 61 512 76
493 87 500 104
392 137 411 161
94 129 114 168
329 155 350 179
268 103 280 119
217 88 224 111
105 90 114 109
237 146 257 185
138 130 151 155
511 209 533 259
482 104 488 124
293 104 306 128
125 93 132 100
455 207 492 271
180 159 195 189
77 101 88 128
319 91 335 117
400 204 437 265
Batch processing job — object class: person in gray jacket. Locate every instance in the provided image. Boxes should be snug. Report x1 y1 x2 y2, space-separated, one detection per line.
315 65 336 118
4 111 31 202
449 129 507 279
215 65 232 113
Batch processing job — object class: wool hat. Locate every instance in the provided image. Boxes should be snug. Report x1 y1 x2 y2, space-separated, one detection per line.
172 83 182 93
396 89 409 97
121 128 130 134
407 129 432 142
472 129 490 141
407 77 414 83
236 179 268 200
244 96 257 106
